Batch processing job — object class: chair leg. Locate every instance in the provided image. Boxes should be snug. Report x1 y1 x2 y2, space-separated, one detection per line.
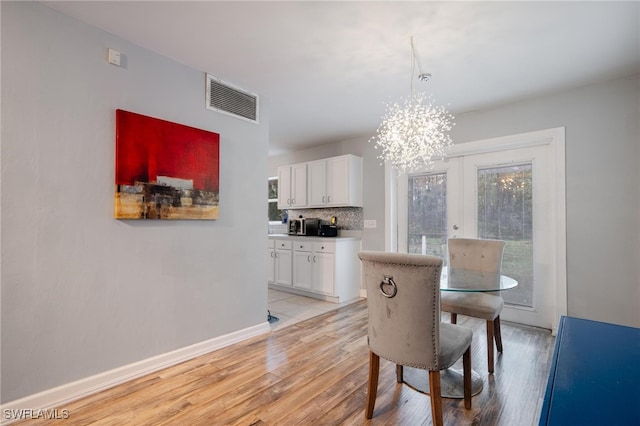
396 364 404 383
366 352 380 419
486 320 495 374
428 370 444 426
494 316 503 353
450 313 458 324
462 346 472 410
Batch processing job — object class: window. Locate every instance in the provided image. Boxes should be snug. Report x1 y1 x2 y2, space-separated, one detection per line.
268 177 283 222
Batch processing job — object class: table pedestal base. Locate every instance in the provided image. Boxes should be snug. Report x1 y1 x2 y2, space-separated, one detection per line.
403 366 483 399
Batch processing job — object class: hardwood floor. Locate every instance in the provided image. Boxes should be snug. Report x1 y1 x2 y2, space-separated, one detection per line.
15 300 555 425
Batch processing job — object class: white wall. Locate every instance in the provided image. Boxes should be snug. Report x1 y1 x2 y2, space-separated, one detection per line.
271 75 640 328
1 2 268 402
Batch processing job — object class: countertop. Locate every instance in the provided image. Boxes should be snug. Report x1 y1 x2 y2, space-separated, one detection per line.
268 233 361 241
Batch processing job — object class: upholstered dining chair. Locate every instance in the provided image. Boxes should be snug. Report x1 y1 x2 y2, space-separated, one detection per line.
440 238 506 374
358 251 473 426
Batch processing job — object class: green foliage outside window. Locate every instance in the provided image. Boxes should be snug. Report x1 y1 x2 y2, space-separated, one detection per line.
268 177 284 222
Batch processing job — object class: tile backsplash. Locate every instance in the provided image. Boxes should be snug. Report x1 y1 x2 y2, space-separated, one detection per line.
287 207 363 230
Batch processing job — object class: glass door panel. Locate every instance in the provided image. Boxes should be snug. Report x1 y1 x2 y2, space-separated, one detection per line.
408 172 448 257
477 164 533 308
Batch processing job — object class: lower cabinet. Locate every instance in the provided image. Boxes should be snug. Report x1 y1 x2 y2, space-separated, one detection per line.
268 238 292 287
292 240 335 295
269 236 361 303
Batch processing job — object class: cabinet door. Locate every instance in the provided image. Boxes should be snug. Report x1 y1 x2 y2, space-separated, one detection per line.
312 252 335 295
293 251 313 290
290 163 307 207
307 160 327 207
267 249 276 284
275 249 292 286
277 166 292 208
326 156 349 205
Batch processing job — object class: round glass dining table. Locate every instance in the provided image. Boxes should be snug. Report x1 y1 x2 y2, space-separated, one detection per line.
403 267 518 399
440 267 518 292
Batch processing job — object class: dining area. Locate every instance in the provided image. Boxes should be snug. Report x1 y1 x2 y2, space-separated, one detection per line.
22 247 557 426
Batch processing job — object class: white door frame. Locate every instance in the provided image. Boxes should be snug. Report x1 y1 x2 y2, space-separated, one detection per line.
386 127 567 334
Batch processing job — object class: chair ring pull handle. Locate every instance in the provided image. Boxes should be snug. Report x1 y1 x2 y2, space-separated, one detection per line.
379 275 397 298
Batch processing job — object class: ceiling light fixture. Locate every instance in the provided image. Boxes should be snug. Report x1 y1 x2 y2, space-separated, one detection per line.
370 36 454 173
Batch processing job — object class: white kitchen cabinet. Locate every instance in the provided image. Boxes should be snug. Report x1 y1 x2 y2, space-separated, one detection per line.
269 236 361 303
267 239 276 284
307 160 327 207
310 242 335 295
277 163 307 209
269 238 293 286
306 155 362 207
292 240 335 295
292 240 314 290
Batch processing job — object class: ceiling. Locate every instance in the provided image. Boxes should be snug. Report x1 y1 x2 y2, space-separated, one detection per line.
45 1 639 156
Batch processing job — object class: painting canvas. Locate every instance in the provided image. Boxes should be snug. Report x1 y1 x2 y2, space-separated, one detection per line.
114 110 220 220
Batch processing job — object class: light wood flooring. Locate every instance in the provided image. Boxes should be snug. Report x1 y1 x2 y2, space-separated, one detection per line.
15 295 555 425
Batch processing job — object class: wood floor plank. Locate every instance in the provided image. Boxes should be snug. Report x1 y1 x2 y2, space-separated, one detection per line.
14 300 554 425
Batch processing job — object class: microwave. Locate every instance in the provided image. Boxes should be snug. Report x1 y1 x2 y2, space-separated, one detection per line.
288 218 320 236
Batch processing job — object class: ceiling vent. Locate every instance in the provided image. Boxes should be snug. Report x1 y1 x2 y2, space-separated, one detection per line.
206 74 258 124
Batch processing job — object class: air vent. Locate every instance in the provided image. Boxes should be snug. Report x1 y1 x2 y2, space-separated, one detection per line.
206 74 258 123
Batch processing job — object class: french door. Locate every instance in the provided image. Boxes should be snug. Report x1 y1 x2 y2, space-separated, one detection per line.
395 128 566 331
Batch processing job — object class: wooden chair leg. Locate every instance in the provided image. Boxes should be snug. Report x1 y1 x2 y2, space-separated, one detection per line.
366 352 380 419
450 313 458 324
494 316 503 353
428 370 444 426
462 346 472 409
396 364 404 383
486 320 495 374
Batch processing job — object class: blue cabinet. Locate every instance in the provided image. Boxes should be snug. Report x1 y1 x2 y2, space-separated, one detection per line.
540 316 640 425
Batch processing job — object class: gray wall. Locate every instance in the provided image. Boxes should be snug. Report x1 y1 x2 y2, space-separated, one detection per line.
1 2 268 402
270 75 640 328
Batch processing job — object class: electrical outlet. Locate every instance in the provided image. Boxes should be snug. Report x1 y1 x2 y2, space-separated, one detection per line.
364 219 377 229
108 48 121 66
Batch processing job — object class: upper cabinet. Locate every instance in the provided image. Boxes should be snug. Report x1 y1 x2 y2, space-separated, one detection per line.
280 154 362 209
308 155 362 207
277 163 307 209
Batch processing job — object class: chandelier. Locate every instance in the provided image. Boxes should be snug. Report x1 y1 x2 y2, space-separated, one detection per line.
370 37 454 173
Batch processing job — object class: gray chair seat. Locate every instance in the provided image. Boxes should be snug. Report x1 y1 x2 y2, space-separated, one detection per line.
441 292 503 321
439 322 473 368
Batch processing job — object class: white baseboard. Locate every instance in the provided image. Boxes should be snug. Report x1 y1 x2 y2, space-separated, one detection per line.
1 322 271 425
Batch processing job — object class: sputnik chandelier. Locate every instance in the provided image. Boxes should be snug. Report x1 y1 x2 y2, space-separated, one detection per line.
370 36 454 173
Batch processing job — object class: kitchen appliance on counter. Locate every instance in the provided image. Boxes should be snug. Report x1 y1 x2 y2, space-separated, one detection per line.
288 217 321 236
318 224 338 237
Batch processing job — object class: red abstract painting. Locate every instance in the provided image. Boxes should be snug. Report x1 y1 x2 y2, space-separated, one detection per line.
114 110 220 219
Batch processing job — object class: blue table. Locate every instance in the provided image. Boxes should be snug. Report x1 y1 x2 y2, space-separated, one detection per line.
539 316 640 425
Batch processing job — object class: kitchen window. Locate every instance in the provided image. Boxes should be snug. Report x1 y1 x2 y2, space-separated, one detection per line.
268 177 283 223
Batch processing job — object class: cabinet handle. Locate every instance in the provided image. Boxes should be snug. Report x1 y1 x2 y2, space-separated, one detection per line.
270 252 275 258
327 195 331 203
307 255 311 262
322 196 326 203
313 256 317 262
274 252 279 258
